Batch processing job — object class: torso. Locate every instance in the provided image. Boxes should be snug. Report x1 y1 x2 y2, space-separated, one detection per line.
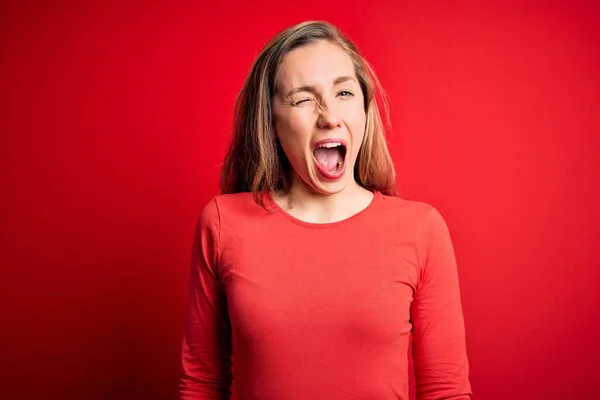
212 191 432 399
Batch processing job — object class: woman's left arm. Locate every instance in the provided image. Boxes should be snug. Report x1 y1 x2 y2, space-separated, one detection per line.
411 206 472 400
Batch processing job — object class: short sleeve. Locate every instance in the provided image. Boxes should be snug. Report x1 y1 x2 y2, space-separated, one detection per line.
411 206 472 399
179 198 233 399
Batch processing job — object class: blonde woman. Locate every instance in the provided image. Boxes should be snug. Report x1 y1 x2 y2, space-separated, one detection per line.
180 20 472 400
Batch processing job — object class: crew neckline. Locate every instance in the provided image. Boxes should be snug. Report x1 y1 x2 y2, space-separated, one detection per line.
267 190 381 229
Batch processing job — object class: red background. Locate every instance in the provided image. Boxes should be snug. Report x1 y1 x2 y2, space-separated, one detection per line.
2 1 599 399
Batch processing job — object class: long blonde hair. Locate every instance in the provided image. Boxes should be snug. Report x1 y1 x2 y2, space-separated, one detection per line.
221 21 397 206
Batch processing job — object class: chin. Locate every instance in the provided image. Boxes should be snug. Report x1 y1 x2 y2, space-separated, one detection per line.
305 167 353 196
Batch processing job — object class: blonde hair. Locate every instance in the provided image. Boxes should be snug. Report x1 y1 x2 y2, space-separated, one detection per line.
221 20 397 205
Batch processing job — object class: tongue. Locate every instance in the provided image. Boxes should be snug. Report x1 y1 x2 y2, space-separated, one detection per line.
314 147 343 172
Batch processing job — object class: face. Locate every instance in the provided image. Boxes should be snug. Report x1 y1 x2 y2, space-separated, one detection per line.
273 40 366 195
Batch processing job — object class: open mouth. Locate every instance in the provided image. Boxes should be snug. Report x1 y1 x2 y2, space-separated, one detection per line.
312 140 347 179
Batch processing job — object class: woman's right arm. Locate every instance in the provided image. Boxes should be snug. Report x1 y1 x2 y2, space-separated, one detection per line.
179 198 233 399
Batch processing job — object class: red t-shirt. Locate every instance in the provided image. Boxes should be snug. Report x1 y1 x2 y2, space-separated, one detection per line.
179 191 471 399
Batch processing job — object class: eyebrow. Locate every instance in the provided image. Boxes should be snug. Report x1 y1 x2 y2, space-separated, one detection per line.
286 76 358 96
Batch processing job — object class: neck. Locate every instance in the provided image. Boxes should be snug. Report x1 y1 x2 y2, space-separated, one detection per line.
274 174 374 224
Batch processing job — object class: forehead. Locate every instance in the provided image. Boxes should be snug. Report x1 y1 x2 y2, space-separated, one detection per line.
276 41 356 91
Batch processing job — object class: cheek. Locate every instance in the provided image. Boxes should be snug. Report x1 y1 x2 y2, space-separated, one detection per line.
274 119 310 164
347 107 367 146
276 112 312 147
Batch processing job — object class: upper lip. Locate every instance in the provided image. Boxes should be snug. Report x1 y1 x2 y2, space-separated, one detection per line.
313 138 347 149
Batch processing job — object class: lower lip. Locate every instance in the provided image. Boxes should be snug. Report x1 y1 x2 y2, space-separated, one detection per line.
313 155 347 180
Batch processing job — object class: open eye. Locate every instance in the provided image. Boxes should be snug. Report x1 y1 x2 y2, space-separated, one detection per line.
338 90 354 98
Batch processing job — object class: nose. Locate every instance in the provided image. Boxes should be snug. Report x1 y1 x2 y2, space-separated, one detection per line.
316 100 342 129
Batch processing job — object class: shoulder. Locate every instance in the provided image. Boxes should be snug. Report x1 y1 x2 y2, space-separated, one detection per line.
376 192 443 225
197 191 271 228
375 193 452 247
212 192 257 212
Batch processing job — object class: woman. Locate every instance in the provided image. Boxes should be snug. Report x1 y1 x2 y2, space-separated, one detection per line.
180 21 472 400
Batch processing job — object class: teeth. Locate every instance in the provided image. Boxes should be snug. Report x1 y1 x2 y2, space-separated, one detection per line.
319 142 342 148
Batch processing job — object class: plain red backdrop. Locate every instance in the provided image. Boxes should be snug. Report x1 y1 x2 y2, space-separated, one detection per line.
2 1 599 399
